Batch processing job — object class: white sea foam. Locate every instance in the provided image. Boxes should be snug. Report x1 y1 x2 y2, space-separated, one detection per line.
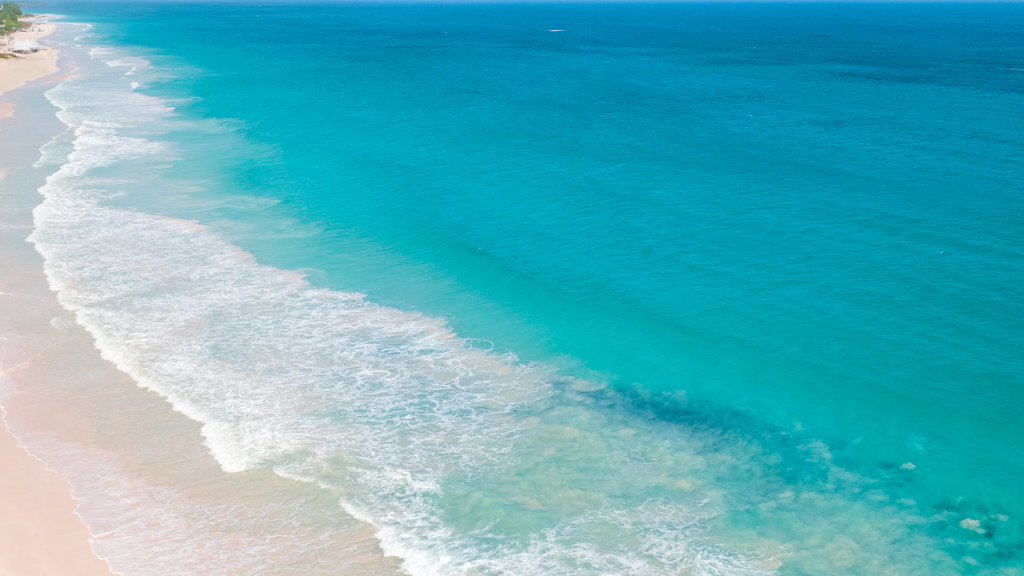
32 53 777 576
28 23 994 576
89 46 152 77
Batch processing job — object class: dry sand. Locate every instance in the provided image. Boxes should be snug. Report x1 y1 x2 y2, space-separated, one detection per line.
0 21 59 118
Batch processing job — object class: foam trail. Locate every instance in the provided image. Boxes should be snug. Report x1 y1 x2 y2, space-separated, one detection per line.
31 38 777 576
28 21 993 576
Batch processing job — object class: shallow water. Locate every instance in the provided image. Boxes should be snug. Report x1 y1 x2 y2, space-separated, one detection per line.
17 3 1024 574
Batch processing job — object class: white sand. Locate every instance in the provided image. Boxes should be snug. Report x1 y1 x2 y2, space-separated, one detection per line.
0 22 59 118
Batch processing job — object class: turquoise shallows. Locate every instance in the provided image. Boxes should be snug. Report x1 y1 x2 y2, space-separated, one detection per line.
36 3 1024 574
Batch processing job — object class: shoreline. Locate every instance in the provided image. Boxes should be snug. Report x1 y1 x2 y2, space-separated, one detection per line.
0 18 115 575
0 415 117 576
0 20 401 575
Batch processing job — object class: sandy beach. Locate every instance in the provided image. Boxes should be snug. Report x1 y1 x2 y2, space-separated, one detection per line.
0 20 59 119
0 17 116 576
1 21 400 574
0 420 117 576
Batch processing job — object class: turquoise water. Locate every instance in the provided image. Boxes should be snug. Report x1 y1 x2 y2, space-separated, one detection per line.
30 2 1024 574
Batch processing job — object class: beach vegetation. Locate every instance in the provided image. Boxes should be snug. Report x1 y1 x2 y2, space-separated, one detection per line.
2 2 25 33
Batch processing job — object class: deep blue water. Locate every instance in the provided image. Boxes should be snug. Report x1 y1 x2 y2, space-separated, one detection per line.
30 2 1024 574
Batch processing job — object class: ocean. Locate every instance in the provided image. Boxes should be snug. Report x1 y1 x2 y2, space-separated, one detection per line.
14 1 1024 574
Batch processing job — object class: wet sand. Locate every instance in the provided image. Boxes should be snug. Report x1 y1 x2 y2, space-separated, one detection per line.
0 19 401 576
1 22 114 573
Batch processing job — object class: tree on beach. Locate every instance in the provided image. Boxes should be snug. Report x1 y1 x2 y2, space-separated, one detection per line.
2 2 24 33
